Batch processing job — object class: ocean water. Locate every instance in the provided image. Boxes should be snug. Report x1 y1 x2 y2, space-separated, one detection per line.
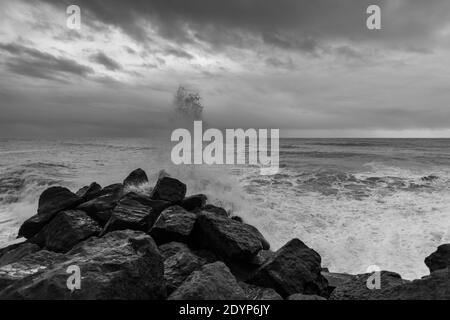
1 137 450 279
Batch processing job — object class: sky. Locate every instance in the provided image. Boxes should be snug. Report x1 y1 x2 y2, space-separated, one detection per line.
1 0 450 138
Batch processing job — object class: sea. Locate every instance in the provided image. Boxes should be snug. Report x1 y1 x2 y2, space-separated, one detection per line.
1 137 450 280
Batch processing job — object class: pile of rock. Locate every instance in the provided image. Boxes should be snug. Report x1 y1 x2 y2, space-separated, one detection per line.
0 168 449 300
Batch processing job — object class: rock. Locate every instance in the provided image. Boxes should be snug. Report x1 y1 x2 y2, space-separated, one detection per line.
288 293 326 300
0 250 65 290
30 210 101 253
249 250 275 267
329 271 407 300
76 182 102 201
0 242 40 267
179 194 207 211
231 216 244 223
102 193 169 234
0 230 166 300
203 204 228 217
193 212 269 262
425 244 450 273
150 176 186 202
322 272 355 293
18 187 83 239
248 239 329 298
239 282 283 300
163 245 207 294
76 193 121 225
123 168 148 188
150 206 197 245
168 261 246 300
159 242 191 260
99 183 124 197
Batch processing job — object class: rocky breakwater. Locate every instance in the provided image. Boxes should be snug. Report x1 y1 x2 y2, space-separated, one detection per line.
0 168 449 300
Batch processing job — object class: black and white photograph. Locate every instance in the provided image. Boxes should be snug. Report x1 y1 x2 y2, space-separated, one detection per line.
1 0 450 307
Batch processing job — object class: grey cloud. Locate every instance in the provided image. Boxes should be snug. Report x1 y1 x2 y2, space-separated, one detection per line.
0 42 94 80
164 48 194 60
90 51 122 71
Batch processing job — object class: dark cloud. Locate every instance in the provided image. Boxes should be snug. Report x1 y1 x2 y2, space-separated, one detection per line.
0 42 94 80
90 51 122 71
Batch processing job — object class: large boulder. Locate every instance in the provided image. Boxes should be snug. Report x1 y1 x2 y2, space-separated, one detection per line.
168 261 246 300
0 230 166 299
248 239 329 298
425 244 450 273
193 212 269 262
98 183 124 197
102 193 169 234
18 187 83 239
30 210 101 253
329 271 407 300
179 194 207 212
203 204 229 217
76 194 120 225
123 168 148 188
0 250 65 290
239 282 283 300
150 176 186 202
163 244 207 294
76 182 102 201
150 206 197 245
0 242 40 267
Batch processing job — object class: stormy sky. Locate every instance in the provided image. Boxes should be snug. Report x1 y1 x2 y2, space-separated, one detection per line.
1 0 450 137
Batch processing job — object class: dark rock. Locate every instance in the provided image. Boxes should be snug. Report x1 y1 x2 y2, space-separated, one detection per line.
18 187 83 239
193 212 269 262
76 182 102 201
159 242 191 260
0 242 40 267
30 210 101 253
249 250 275 267
288 293 326 300
240 282 283 300
248 239 329 298
123 168 148 188
163 245 207 294
179 194 207 211
150 176 186 202
0 250 65 290
102 193 169 234
0 230 166 299
421 175 439 182
425 244 450 273
99 183 124 197
322 272 355 293
150 206 197 245
203 204 229 217
329 271 407 300
77 193 120 225
231 216 244 223
168 261 246 300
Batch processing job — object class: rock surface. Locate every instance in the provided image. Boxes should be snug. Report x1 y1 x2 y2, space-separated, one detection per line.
288 293 326 300
76 182 102 201
151 176 186 202
30 210 101 253
123 168 148 188
240 282 283 300
150 206 197 245
203 204 229 217
248 239 329 298
18 187 83 239
179 194 207 211
0 242 41 267
168 261 246 300
425 244 450 273
0 230 165 299
193 212 269 262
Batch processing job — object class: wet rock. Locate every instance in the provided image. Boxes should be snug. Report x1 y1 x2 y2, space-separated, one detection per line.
30 210 101 253
288 293 326 300
159 242 191 260
102 193 169 234
18 187 83 239
99 183 124 197
248 239 329 298
76 182 102 201
77 193 120 225
150 176 186 202
249 250 275 267
123 168 148 188
322 272 355 293
0 250 65 290
163 244 207 294
150 206 197 245
425 244 450 273
0 242 40 267
0 230 166 300
231 216 244 223
168 261 246 300
240 282 283 300
193 212 269 262
203 204 228 217
179 194 207 211
329 271 407 300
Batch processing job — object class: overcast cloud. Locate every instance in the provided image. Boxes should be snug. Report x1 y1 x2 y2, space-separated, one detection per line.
1 0 450 137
